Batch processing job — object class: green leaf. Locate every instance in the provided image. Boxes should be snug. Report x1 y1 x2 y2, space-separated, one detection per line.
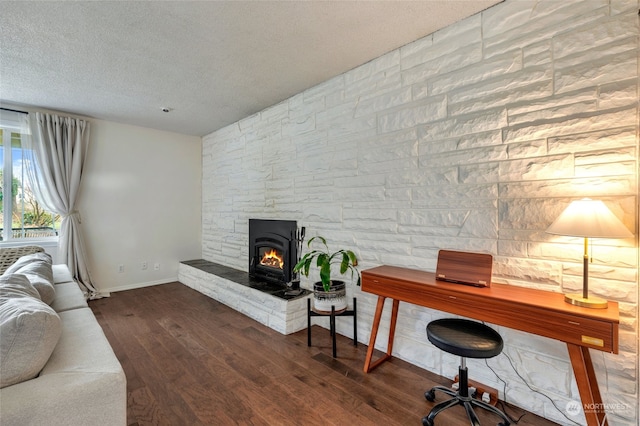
305 258 312 276
316 253 327 268
307 236 327 251
295 235 359 289
346 250 358 267
340 252 349 274
320 261 331 290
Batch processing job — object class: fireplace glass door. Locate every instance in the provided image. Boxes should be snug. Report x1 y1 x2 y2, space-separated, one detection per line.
249 219 297 285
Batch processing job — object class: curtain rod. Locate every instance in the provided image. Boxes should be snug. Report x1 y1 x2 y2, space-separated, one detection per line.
0 107 28 115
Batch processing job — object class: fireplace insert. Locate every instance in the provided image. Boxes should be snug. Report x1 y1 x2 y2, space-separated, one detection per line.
249 219 298 285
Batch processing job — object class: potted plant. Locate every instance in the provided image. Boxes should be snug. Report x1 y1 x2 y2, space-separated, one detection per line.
293 236 360 312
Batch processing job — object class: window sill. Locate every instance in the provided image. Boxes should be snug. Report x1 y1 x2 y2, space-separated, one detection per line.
0 238 59 248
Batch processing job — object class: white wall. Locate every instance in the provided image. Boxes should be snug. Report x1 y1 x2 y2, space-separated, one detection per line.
78 119 201 293
201 1 639 425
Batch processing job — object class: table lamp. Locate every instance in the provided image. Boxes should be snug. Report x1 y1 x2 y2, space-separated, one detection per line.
546 198 633 308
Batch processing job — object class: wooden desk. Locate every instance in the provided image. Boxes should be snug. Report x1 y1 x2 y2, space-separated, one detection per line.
362 265 619 426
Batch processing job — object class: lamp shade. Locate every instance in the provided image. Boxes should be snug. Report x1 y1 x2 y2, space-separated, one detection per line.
546 199 633 238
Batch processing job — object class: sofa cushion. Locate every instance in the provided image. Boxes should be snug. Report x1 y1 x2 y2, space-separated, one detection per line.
4 254 55 305
50 282 88 313
0 291 62 388
0 273 41 300
52 264 74 284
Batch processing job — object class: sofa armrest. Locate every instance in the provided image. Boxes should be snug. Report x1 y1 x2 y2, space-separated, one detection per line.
0 370 126 426
0 246 44 275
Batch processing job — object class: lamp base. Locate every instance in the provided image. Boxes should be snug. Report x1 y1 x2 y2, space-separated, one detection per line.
564 293 608 309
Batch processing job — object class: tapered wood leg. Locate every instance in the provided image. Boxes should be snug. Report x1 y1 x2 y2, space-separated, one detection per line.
387 299 399 356
567 343 607 426
363 296 385 372
363 296 400 373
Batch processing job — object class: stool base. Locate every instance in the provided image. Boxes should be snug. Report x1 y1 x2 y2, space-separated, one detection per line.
423 364 510 426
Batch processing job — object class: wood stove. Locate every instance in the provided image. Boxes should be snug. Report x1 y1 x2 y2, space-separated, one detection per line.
249 219 298 285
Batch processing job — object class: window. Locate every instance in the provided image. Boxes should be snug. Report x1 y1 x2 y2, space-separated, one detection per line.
0 115 59 242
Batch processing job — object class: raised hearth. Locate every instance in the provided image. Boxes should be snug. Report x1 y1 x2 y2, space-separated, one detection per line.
178 259 310 334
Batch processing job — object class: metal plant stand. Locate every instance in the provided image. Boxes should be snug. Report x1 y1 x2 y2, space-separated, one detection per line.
307 297 357 358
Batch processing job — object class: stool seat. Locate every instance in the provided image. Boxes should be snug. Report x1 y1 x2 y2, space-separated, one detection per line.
427 318 503 359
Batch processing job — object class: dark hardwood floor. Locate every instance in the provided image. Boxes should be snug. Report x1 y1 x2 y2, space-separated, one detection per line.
90 282 558 426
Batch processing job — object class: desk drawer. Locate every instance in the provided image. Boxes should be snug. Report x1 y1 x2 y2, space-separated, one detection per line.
427 291 616 353
504 308 615 352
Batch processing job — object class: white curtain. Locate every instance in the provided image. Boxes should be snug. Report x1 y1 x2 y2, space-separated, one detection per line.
24 112 100 298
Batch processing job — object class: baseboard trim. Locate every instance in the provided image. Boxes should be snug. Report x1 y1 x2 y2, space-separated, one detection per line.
105 277 178 293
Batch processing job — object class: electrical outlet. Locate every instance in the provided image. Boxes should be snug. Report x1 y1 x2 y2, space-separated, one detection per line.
453 376 498 406
141 261 148 270
154 262 160 271
118 264 124 273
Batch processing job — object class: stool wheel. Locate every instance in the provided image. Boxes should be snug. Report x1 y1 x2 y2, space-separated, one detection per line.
421 416 434 426
424 389 435 402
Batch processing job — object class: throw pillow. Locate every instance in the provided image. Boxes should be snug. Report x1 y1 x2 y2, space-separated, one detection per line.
4 258 55 305
0 293 62 388
0 273 41 300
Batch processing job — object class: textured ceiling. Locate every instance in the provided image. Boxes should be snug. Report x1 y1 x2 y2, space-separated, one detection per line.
0 1 502 136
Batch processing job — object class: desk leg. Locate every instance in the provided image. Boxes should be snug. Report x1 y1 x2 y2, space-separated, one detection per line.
567 343 607 426
388 298 399 355
363 297 400 373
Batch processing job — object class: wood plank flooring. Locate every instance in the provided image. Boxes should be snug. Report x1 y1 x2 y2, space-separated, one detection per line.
90 282 558 426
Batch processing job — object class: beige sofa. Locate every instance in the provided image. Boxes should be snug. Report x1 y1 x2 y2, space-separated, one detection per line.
0 247 126 425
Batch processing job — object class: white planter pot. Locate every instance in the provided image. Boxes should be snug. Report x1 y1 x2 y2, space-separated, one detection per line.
313 280 347 313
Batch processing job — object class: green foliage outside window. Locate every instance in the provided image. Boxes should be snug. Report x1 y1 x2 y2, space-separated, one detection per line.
0 128 59 238
0 169 20 212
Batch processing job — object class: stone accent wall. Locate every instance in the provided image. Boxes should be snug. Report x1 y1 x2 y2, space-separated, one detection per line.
201 1 639 424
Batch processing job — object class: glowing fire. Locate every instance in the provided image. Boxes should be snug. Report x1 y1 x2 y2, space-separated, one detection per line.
260 248 284 269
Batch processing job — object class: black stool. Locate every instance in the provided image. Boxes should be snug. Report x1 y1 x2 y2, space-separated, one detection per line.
307 298 357 358
423 318 510 426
